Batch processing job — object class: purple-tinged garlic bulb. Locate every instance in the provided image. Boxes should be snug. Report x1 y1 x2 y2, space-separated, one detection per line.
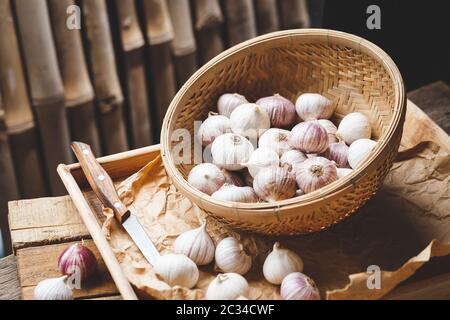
295 157 337 193
217 93 249 117
317 119 338 144
289 121 329 154
280 272 320 300
256 94 296 127
253 166 296 202
323 141 349 168
280 150 307 174
58 241 97 280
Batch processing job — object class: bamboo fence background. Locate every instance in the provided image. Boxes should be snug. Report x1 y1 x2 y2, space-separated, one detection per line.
0 0 313 255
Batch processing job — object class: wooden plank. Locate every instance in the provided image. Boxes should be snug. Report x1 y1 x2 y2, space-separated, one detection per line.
0 255 21 300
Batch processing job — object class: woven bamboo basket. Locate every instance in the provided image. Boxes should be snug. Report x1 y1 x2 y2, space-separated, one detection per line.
161 29 406 235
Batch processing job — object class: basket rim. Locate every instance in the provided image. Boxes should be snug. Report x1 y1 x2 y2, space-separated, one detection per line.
161 28 406 214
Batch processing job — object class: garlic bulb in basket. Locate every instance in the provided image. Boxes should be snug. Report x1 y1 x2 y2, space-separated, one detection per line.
206 273 249 300
215 237 252 275
188 163 225 195
263 242 304 285
242 147 279 178
256 94 296 127
337 112 372 145
197 112 231 146
212 184 258 203
253 166 296 202
258 128 292 156
295 156 337 193
323 141 349 168
173 223 215 266
289 121 329 154
347 138 377 169
318 119 338 144
217 93 248 117
230 103 270 140
295 93 335 121
211 133 254 171
280 150 307 174
153 254 199 288
280 272 320 300
34 276 73 300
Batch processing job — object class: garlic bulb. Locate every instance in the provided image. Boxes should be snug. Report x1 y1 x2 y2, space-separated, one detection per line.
212 184 258 203
188 163 225 195
347 138 377 169
280 150 307 174
197 113 231 146
215 237 252 275
230 103 270 140
280 272 320 300
153 254 199 288
295 157 337 193
173 223 215 266
211 133 254 171
337 112 372 145
256 94 296 127
58 241 97 280
242 147 279 178
295 93 335 121
258 128 292 156
253 166 296 202
337 168 353 179
221 169 245 186
206 273 249 300
296 189 305 196
289 121 329 154
217 93 249 117
317 119 338 144
34 276 73 300
263 242 304 285
323 141 349 168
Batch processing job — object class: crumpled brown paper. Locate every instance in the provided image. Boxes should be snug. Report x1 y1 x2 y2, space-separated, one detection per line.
102 101 450 300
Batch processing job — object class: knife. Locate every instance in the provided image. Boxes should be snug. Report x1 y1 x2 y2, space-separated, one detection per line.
71 141 160 266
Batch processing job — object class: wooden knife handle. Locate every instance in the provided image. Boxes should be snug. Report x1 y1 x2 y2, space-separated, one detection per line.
71 142 130 223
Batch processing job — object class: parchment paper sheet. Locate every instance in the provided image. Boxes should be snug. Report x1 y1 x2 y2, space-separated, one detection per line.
102 102 450 300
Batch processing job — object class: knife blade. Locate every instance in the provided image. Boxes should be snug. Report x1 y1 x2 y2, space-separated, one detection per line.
71 142 160 266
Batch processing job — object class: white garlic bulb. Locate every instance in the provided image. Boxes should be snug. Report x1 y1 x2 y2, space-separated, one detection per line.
215 237 252 275
212 184 258 203
280 150 307 174
317 119 338 144
258 128 292 156
197 113 231 146
206 273 250 300
188 163 225 195
34 276 73 300
217 93 249 117
242 147 279 178
211 133 254 171
173 223 215 266
263 242 304 285
230 103 270 140
289 121 329 154
347 138 377 169
337 167 353 179
295 156 337 193
253 166 296 202
153 254 199 288
256 94 296 127
295 93 335 121
337 112 372 145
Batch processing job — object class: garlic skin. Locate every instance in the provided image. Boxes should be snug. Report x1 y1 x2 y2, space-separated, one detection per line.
263 242 304 285
337 112 372 145
253 166 296 202
221 169 245 186
173 223 215 266
256 94 296 127
323 141 349 168
295 157 337 193
153 254 199 288
58 241 97 280
34 276 73 300
212 184 258 203
318 119 338 144
280 150 307 174
197 113 231 147
243 147 279 178
230 103 270 140
295 93 335 121
188 163 225 195
348 138 377 169
217 93 249 117
289 121 329 154
337 168 353 179
206 273 249 300
258 128 292 156
215 237 252 275
280 272 320 300
211 133 254 171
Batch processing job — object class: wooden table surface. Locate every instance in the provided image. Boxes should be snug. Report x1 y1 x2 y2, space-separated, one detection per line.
1 81 449 300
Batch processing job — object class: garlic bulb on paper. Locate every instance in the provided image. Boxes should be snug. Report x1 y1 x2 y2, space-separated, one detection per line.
221 169 245 186
317 119 338 144
211 133 254 171
173 223 215 266
258 128 292 156
230 103 270 140
253 166 296 202
263 242 304 285
242 147 279 178
337 168 353 179
295 93 335 121
153 254 199 288
295 157 337 193
289 121 329 154
280 272 320 300
337 112 372 145
256 94 296 127
348 138 377 169
215 237 252 275
206 273 249 300
212 184 258 203
217 93 249 117
188 163 225 195
34 276 73 300
323 141 349 168
197 113 231 146
280 150 307 174
58 240 97 280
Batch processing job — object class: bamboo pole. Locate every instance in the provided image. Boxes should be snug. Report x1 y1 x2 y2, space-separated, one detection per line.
81 0 129 154
48 0 101 155
278 0 310 29
254 0 280 34
222 0 258 46
113 0 153 148
15 0 72 196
